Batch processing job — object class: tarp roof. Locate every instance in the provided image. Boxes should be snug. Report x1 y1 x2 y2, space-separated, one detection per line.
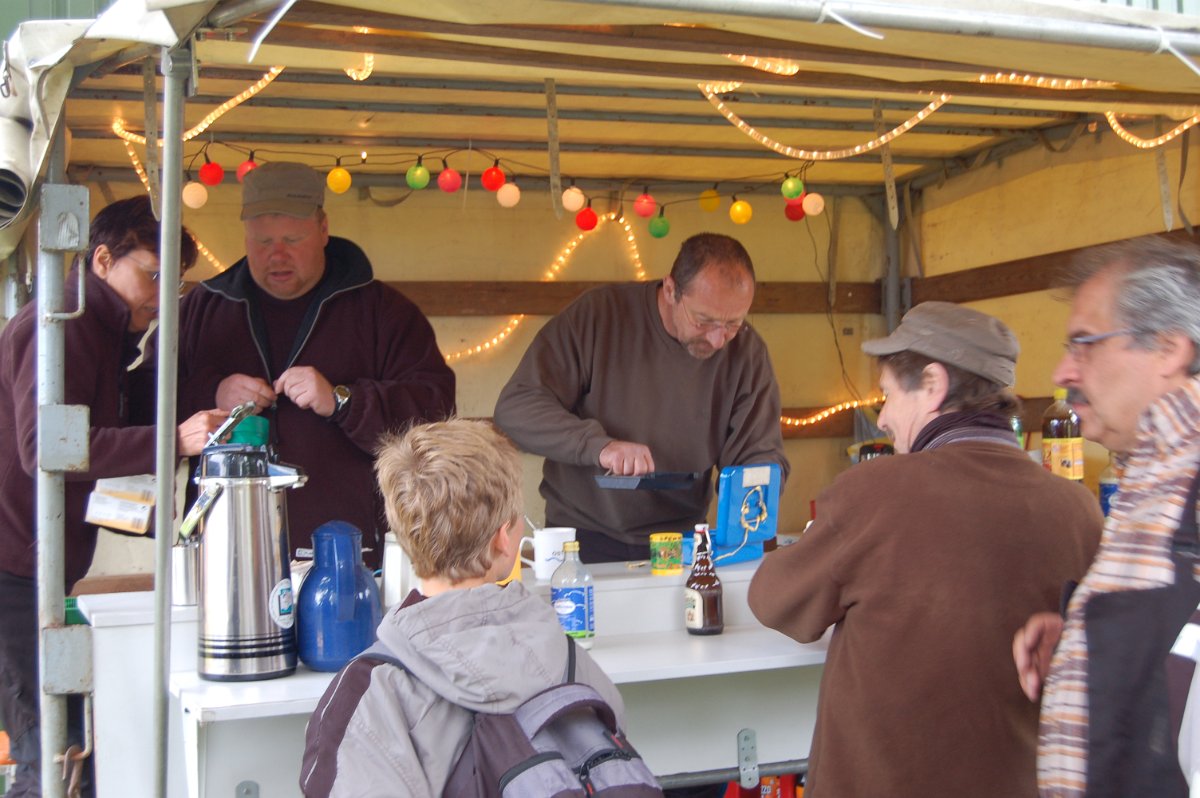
4 0 1200 256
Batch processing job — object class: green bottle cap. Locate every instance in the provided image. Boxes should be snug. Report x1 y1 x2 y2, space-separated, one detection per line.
228 415 268 446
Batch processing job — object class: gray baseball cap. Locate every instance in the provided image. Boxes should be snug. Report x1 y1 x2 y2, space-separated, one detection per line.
241 162 325 220
861 301 1019 386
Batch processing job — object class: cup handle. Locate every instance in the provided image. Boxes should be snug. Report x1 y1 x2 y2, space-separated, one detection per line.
519 536 534 567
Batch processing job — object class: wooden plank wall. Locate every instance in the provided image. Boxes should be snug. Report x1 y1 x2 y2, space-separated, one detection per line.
385 230 1196 439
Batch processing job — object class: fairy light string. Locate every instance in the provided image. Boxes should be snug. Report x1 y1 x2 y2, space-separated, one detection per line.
446 212 644 363
1104 109 1200 149
699 80 951 161
780 396 882 428
112 66 284 145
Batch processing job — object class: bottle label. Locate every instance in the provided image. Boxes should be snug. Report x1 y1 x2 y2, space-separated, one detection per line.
270 579 294 629
684 587 704 629
1100 480 1119 516
551 586 594 637
1043 437 1084 480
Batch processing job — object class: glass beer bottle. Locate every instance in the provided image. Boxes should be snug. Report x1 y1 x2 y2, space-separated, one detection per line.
684 524 723 636
1042 388 1083 481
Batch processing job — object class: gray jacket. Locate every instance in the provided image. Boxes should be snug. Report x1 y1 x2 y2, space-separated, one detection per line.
299 582 624 797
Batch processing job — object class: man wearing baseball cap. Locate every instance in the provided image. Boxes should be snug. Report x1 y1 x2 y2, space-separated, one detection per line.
749 301 1101 798
178 162 455 567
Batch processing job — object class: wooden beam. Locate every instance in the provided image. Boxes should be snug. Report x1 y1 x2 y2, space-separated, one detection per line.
266 6 1200 106
387 280 880 316
242 23 1200 107
910 229 1200 304
287 3 1016 76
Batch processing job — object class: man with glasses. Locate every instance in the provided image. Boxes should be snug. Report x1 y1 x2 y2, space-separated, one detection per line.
494 232 788 566
1013 235 1200 797
0 195 226 796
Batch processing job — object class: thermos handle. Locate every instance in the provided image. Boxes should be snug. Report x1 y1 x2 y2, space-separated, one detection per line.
205 401 257 448
333 534 355 623
179 483 224 541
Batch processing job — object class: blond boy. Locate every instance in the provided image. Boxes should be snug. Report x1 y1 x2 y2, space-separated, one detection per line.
300 419 624 797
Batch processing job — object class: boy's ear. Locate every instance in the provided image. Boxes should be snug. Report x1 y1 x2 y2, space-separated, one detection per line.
492 520 515 559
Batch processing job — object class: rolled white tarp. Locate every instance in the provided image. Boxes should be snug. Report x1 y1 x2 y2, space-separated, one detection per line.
0 0 217 260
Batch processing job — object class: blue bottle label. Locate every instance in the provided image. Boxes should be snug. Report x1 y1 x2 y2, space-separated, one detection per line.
1100 480 1119 517
551 585 594 637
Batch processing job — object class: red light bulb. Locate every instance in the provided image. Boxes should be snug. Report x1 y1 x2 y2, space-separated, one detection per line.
198 160 225 186
575 207 598 231
481 165 506 192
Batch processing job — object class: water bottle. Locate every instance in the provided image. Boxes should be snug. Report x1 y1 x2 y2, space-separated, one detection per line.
550 540 594 649
1099 454 1119 516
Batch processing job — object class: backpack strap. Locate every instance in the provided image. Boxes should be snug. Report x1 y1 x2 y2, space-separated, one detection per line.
355 639 407 671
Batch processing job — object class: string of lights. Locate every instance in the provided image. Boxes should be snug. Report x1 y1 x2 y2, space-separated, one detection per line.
780 396 883 428
699 80 952 161
722 54 801 76
977 72 1117 90
112 66 285 146
446 211 645 362
1104 109 1200 149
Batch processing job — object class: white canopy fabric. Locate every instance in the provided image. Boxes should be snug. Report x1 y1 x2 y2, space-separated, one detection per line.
3 0 1200 259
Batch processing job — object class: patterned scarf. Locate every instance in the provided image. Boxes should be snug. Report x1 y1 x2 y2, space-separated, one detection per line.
910 410 1020 453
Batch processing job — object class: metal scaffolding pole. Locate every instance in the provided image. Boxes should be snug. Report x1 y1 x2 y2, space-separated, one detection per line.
36 126 72 798
151 41 191 798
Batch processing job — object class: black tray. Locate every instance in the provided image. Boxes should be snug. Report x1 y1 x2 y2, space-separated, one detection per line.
594 472 702 490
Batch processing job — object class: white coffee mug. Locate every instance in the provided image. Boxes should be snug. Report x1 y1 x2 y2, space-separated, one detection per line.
520 527 576 581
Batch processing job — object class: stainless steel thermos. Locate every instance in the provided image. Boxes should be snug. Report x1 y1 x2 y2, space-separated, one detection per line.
182 435 307 682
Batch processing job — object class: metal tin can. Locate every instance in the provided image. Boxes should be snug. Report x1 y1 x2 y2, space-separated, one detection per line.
649 532 683 575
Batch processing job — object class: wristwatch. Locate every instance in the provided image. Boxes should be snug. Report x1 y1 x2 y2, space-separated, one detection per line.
332 384 352 418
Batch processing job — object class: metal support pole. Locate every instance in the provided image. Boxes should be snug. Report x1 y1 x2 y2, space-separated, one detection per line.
152 42 191 798
881 197 901 331
36 126 69 798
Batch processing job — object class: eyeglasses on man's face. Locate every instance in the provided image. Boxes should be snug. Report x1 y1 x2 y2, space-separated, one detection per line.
679 297 745 336
1063 328 1136 359
121 253 189 294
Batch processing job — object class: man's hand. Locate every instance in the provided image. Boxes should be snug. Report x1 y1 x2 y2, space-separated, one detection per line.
1013 611 1064 702
275 366 336 417
216 374 276 412
599 441 655 476
177 410 229 456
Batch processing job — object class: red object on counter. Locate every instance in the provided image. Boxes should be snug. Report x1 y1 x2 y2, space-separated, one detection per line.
723 775 796 797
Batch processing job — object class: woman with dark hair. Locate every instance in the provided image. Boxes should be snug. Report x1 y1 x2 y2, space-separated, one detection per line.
750 302 1103 798
0 195 224 797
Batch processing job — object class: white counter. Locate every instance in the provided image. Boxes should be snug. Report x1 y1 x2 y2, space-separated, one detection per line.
80 559 826 797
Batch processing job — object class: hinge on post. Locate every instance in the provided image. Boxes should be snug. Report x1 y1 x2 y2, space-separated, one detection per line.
737 727 759 789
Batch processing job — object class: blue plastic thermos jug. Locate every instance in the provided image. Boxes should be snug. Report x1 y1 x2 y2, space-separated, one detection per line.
297 521 382 671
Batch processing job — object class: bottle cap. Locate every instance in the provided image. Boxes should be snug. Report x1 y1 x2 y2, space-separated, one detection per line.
563 540 580 552
1053 387 1068 402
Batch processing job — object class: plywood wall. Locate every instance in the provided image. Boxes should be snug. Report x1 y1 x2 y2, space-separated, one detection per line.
86 128 1200 576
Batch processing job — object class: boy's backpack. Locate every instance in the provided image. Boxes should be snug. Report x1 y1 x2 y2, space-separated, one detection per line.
358 636 663 798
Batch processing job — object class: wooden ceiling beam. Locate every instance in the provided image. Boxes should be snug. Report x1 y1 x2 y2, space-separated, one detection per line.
241 23 1200 106
285 1 1016 76
387 280 880 316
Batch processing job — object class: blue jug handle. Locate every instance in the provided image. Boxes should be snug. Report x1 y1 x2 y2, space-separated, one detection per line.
333 531 356 623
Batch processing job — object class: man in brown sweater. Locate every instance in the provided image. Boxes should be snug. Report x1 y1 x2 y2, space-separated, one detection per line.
749 302 1102 798
494 232 788 564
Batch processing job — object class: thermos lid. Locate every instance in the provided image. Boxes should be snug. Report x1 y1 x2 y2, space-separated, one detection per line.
228 415 269 446
199 444 271 478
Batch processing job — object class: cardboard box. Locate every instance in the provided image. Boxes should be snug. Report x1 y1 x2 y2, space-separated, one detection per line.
85 475 155 534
